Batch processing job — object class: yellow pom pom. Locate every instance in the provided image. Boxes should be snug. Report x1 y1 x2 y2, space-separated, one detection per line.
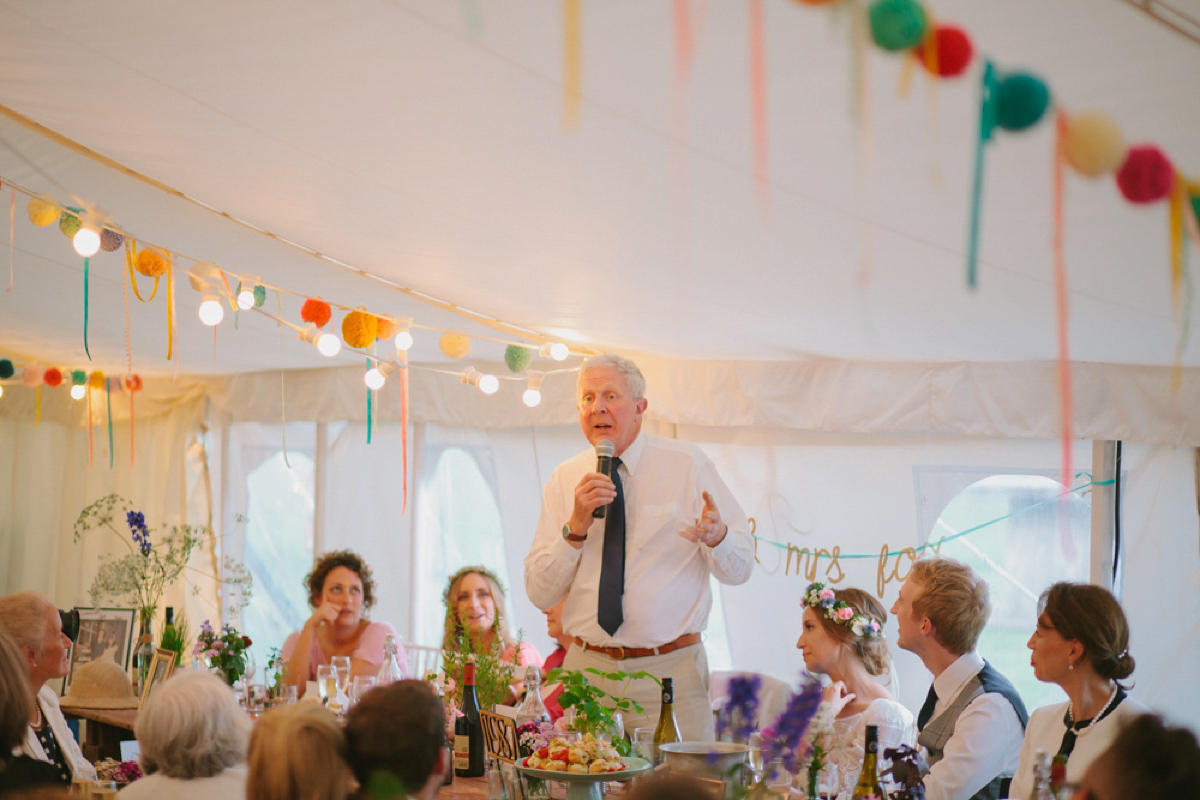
28 193 60 227
88 371 106 389
440 332 471 359
1063 112 1126 178
341 309 379 350
136 247 169 277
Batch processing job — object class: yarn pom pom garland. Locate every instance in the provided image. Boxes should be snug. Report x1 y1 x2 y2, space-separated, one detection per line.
28 193 60 227
0 359 13 379
89 371 107 389
1115 145 1175 204
869 0 927 52
100 229 125 252
43 368 63 388
504 344 533 373
72 370 88 386
123 374 143 392
916 24 973 77
440 332 472 360
59 208 83 238
300 298 333 328
135 248 169 278
374 316 397 341
22 366 44 387
1062 112 1126 178
341 310 379 350
994 72 1050 132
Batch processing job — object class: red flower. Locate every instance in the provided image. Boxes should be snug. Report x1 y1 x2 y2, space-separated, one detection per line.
242 636 252 647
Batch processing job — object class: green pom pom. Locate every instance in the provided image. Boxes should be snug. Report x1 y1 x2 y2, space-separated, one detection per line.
504 344 532 373
59 207 83 238
0 359 13 379
994 72 1050 132
869 0 927 52
71 370 88 386
253 284 267 307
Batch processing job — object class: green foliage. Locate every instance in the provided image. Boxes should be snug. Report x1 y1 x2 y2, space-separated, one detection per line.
159 610 190 661
265 646 286 694
544 667 659 749
196 621 252 685
441 622 522 712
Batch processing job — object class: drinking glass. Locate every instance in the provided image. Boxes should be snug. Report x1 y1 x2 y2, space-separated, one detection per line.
351 675 376 705
632 727 655 762
746 732 765 787
247 683 266 717
331 656 352 694
243 650 257 684
278 684 298 706
316 665 337 706
816 763 839 800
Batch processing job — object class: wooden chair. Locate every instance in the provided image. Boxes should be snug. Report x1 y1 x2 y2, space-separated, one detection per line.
405 644 443 680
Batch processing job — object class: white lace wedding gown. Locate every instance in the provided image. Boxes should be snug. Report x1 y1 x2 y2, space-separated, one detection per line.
825 698 915 796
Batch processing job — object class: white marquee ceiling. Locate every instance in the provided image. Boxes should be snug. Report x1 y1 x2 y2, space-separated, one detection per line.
0 0 1198 378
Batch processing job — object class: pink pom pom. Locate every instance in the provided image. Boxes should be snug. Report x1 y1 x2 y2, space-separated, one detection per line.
1115 145 1175 204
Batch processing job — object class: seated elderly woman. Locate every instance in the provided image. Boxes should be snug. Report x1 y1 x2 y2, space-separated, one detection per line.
1010 582 1148 799
1069 713 1200 800
284 550 406 696
0 592 96 785
119 671 250 799
247 703 352 800
0 629 62 795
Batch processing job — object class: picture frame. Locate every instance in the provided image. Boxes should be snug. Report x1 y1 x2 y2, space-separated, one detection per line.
63 607 136 694
139 648 178 707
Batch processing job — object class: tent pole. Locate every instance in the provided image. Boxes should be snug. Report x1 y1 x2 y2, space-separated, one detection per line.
1090 440 1117 591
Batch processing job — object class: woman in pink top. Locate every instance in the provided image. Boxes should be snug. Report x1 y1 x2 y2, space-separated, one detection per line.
283 550 407 697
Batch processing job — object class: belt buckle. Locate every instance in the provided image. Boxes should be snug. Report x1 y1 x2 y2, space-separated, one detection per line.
612 645 626 660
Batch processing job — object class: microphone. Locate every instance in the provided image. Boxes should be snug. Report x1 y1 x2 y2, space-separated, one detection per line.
593 439 615 519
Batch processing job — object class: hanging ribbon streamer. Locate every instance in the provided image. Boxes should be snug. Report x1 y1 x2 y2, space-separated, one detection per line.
749 0 770 216
83 256 92 360
967 61 998 289
106 380 114 469
7 188 13 292
129 382 135 467
122 260 132 375
1053 112 1075 555
167 264 176 362
562 0 582 129
673 0 693 82
87 384 94 471
400 349 409 514
124 240 161 302
366 386 374 446
35 385 41 426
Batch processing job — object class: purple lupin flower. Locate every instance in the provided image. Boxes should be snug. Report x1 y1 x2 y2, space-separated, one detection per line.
716 673 762 744
764 675 824 774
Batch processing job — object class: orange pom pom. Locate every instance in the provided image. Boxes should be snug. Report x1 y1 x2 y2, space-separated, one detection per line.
89 371 106 389
374 316 397 341
135 248 169 278
342 310 379 350
301 298 333 328
123 374 143 392
43 368 63 388
440 332 472 359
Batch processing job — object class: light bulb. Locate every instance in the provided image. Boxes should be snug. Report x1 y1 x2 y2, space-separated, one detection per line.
73 226 101 257
539 342 570 361
70 384 86 400
478 373 499 395
198 296 224 326
365 368 386 390
395 330 414 351
523 388 541 407
237 288 256 310
317 333 342 357
0 385 5 399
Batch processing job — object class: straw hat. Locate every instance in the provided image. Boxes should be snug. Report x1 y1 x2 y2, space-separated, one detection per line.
60 661 140 709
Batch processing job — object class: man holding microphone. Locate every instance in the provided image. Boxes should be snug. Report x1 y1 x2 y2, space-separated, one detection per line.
525 354 754 739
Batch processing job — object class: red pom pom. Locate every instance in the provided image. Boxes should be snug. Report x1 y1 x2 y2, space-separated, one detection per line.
301 298 333 328
43 368 63 388
123 374 143 392
916 25 973 78
1115 145 1175 204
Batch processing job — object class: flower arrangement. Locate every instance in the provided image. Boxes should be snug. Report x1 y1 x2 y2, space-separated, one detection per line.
803 582 884 639
95 758 142 785
441 628 521 714
194 620 252 685
715 673 824 794
517 719 557 758
716 673 761 743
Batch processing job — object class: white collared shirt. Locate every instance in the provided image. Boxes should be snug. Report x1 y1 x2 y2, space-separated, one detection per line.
525 432 754 648
922 652 1025 800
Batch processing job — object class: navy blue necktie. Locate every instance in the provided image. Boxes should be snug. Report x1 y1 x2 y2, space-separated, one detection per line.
597 458 625 636
917 686 938 731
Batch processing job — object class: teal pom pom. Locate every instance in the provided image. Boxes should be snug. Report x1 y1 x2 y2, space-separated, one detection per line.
71 370 87 386
504 344 533 373
994 72 1050 132
100 228 125 252
59 207 83 238
253 284 267 307
0 359 13 379
869 0 927 52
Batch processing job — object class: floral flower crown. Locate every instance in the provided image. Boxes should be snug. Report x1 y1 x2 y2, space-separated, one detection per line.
443 565 507 607
803 582 884 639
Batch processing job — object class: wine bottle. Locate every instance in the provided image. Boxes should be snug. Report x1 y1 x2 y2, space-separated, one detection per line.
1031 749 1054 800
514 666 552 728
454 657 485 777
652 677 682 765
851 724 885 800
376 634 405 686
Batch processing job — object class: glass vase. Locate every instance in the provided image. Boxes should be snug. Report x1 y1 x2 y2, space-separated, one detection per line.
134 609 155 693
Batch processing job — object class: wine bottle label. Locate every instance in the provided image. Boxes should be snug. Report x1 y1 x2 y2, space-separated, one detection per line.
454 735 470 770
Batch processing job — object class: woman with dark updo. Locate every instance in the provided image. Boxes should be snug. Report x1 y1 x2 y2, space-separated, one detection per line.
1010 582 1148 799
283 550 407 696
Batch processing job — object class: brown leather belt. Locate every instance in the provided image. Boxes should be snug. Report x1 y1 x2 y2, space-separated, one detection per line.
573 632 702 660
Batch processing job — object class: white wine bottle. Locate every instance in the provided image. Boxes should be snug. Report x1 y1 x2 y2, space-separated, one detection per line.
851 724 886 800
652 677 681 765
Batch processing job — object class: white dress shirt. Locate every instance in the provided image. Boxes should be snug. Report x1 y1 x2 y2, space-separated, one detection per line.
1008 695 1148 800
525 432 754 648
922 652 1025 800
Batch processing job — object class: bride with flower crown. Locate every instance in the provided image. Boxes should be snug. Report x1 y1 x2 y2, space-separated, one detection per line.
796 582 915 795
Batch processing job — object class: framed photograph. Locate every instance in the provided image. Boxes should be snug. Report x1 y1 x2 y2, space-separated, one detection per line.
63 608 136 694
139 648 178 707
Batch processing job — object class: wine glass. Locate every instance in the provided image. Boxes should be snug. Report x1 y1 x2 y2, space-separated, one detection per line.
746 732 765 787
243 649 257 684
351 675 376 706
331 656 352 694
316 665 337 706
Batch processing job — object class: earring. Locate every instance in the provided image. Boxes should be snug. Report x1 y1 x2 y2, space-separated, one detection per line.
1068 662 1075 670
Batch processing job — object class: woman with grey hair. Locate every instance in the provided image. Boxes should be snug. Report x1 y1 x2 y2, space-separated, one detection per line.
119 671 250 799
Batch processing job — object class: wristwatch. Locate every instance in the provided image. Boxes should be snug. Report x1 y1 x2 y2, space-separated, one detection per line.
562 523 587 543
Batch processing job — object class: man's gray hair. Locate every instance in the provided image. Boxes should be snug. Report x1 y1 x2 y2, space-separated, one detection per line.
0 592 51 655
579 354 647 400
136 670 250 779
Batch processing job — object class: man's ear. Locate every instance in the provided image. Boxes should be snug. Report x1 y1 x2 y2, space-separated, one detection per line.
635 397 648 415
920 617 934 637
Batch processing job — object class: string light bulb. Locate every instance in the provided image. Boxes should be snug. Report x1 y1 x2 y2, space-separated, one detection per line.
70 384 86 400
236 283 256 310
72 223 101 257
539 342 570 361
0 385 4 399
523 371 545 408
299 324 343 357
198 294 224 326
461 366 499 395
394 316 414 351
364 361 398 390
